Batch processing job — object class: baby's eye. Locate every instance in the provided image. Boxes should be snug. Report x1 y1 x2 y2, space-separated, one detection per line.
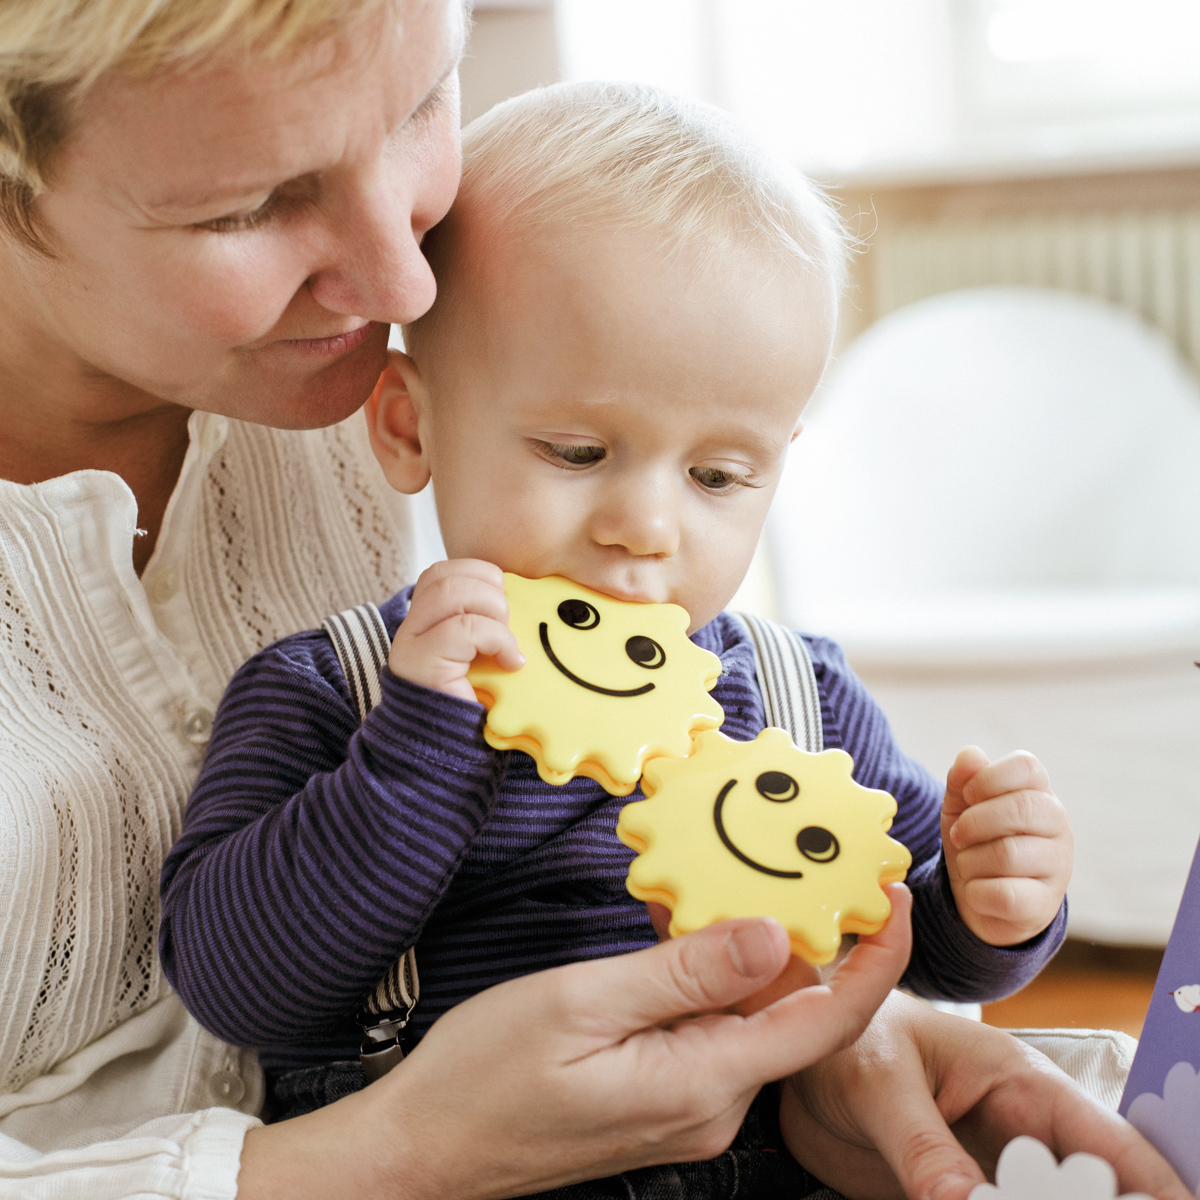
690 465 749 491
537 441 607 468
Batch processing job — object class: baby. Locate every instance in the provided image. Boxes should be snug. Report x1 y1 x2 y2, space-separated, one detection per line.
160 82 1072 1174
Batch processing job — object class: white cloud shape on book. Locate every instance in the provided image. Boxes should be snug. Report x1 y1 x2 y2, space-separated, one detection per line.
968 1137 1152 1200
1127 1061 1200 1194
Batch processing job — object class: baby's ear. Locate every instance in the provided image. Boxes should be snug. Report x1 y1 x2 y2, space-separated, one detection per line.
365 351 432 494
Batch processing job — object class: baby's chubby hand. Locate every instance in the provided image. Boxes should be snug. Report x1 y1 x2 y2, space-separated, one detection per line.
388 560 525 702
941 747 1072 946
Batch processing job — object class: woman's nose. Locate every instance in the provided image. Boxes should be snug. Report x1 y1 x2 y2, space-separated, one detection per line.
306 118 461 325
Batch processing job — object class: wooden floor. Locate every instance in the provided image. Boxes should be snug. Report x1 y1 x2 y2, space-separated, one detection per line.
982 940 1163 1037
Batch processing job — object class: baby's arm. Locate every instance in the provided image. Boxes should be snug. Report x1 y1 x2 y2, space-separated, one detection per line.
805 635 1066 1001
941 746 1073 946
159 574 510 1050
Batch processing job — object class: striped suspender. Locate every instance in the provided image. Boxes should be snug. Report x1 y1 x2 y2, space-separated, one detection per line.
732 612 824 754
321 603 420 1081
322 604 391 721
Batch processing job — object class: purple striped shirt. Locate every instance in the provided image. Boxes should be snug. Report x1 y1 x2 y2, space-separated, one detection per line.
160 588 1066 1078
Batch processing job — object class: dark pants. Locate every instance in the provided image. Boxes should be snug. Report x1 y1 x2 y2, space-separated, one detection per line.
269 1063 846 1199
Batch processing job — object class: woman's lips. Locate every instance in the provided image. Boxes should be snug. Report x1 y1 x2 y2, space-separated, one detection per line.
275 322 376 357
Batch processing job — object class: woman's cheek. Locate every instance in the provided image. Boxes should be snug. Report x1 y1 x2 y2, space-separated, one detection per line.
197 241 318 344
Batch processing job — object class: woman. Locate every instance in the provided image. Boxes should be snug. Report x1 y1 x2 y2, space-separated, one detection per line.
0 1 1187 1197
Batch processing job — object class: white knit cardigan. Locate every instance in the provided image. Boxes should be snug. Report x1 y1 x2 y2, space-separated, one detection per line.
0 410 412 1197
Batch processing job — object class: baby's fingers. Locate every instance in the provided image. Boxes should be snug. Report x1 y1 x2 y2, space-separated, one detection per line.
954 833 1067 883
410 558 505 598
950 789 1071 850
943 746 990 819
959 875 1057 927
961 750 1050 806
403 570 511 638
426 613 524 671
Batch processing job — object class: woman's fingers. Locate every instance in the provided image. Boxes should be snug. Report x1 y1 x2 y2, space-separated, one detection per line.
555 916 794 1041
713 884 912 1084
876 1086 988 1200
951 1041 1194 1200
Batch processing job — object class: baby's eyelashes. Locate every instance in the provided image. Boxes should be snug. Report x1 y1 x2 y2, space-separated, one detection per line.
689 464 760 492
532 439 607 468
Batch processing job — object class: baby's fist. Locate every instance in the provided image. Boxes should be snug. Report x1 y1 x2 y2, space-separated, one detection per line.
388 560 525 702
941 747 1072 946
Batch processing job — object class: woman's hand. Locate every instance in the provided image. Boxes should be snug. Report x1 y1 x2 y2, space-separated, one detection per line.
780 990 1191 1200
388 559 525 701
237 889 911 1200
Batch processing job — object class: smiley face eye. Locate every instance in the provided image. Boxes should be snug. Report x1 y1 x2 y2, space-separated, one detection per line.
625 635 666 669
755 771 799 802
796 826 840 863
558 599 600 630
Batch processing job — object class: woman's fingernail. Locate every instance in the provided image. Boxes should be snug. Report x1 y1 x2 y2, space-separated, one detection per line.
729 921 783 978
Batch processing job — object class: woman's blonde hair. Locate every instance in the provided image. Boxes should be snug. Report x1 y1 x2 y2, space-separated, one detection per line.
0 0 391 245
447 80 846 299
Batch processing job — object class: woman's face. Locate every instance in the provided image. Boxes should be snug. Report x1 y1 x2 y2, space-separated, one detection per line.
8 0 464 430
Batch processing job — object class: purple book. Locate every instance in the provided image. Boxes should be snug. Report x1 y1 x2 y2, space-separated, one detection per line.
1120 835 1200 1196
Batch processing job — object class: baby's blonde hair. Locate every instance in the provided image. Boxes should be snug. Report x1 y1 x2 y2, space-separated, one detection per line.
0 0 393 244
409 79 845 347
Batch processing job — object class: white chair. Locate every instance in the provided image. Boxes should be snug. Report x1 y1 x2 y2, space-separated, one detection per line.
770 286 1200 945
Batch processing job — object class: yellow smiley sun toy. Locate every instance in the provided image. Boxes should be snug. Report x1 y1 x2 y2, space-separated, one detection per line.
616 727 911 963
467 574 724 795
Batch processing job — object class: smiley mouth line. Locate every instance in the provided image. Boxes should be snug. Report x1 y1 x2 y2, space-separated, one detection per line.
539 622 656 698
713 779 806 879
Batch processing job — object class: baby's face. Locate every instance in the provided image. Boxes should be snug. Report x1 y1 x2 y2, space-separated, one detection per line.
403 221 831 631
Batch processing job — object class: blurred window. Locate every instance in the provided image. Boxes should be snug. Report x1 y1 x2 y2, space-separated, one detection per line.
959 0 1200 126
557 0 1200 174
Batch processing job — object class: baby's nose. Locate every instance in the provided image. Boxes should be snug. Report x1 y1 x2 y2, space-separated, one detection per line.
592 499 686 559
590 493 680 557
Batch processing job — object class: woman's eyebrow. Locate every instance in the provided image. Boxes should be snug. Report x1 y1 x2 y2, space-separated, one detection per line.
146 10 468 215
145 73 465 216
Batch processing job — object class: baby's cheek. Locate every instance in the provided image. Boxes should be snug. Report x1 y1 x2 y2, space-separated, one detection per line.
679 527 765 631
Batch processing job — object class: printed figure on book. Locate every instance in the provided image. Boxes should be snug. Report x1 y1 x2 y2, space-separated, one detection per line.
1120 837 1200 1197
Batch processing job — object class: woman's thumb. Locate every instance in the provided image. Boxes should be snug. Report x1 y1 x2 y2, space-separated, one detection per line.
581 918 792 1034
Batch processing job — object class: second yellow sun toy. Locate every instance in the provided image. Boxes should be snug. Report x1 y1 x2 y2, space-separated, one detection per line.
616 727 911 963
467 574 724 794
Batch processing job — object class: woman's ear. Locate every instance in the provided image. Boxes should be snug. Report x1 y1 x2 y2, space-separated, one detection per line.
365 351 432 494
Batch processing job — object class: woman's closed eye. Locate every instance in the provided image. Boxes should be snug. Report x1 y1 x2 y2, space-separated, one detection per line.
194 192 282 234
192 176 317 234
533 440 607 469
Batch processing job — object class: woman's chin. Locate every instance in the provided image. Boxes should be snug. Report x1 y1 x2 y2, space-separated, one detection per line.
212 327 390 430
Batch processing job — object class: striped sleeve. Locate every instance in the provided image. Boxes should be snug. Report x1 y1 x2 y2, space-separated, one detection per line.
159 628 506 1049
